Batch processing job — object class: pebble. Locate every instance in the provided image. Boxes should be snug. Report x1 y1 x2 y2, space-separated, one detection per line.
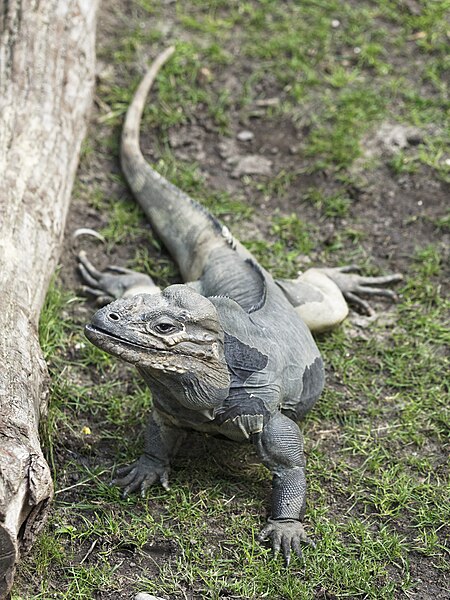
231 155 273 178
134 594 166 600
237 130 254 142
197 66 213 84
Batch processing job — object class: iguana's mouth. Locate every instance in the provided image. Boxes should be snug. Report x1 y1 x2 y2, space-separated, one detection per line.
85 323 165 353
85 324 216 364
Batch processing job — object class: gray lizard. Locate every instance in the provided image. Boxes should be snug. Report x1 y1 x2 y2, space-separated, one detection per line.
78 47 402 563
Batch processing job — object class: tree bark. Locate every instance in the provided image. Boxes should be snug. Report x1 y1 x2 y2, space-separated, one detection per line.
0 1 99 596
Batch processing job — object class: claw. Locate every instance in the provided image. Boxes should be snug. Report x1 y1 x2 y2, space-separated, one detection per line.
112 466 138 488
354 286 398 300
271 530 282 557
79 284 110 298
337 264 361 274
78 250 103 279
160 471 171 491
105 265 138 275
357 273 403 286
343 291 375 316
78 263 100 287
140 477 155 497
114 464 135 478
291 536 302 560
123 474 146 497
281 536 292 565
73 228 106 243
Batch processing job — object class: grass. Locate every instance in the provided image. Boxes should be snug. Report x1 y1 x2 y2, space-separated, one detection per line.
12 0 450 598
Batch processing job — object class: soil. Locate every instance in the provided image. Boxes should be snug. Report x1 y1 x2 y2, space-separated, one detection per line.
19 1 450 599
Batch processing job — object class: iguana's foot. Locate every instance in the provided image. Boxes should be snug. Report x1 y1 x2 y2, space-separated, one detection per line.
112 455 170 497
77 250 158 305
319 265 403 316
258 518 315 565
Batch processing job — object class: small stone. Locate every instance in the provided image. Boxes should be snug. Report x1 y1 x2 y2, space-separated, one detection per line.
217 139 239 159
331 19 340 28
237 130 254 142
197 66 213 84
409 30 426 40
134 594 166 600
255 97 280 107
231 155 273 178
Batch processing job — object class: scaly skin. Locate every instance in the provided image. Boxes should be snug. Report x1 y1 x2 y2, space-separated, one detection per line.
80 48 403 563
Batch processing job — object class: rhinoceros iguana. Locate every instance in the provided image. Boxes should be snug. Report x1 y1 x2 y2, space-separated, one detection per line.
78 47 402 563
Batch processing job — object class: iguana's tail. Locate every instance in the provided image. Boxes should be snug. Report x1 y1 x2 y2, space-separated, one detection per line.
121 47 227 282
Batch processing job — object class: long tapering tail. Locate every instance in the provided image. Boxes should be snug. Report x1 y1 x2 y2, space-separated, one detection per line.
121 46 175 171
120 47 225 282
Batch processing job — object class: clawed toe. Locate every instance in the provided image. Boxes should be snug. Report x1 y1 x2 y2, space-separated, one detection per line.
123 475 146 497
357 273 403 286
354 286 398 300
336 264 361 274
343 291 375 316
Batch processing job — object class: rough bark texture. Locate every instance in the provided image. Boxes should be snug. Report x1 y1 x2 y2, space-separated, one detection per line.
0 1 99 597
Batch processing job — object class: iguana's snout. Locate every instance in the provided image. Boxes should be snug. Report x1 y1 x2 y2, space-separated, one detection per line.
84 284 226 373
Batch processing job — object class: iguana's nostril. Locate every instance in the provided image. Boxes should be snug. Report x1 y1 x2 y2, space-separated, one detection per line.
108 312 120 321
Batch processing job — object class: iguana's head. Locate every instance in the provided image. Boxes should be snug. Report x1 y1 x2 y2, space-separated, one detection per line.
85 285 230 407
85 285 230 409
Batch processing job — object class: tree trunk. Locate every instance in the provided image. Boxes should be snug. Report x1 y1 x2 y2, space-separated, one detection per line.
0 1 99 596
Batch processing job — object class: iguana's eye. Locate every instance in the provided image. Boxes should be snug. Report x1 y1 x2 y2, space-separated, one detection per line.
153 321 178 335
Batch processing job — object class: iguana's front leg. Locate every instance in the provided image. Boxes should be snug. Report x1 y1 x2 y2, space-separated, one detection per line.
113 409 185 496
254 412 314 564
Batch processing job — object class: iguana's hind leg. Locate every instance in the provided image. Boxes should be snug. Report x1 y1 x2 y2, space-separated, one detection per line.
276 266 403 332
317 265 403 315
77 250 160 305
